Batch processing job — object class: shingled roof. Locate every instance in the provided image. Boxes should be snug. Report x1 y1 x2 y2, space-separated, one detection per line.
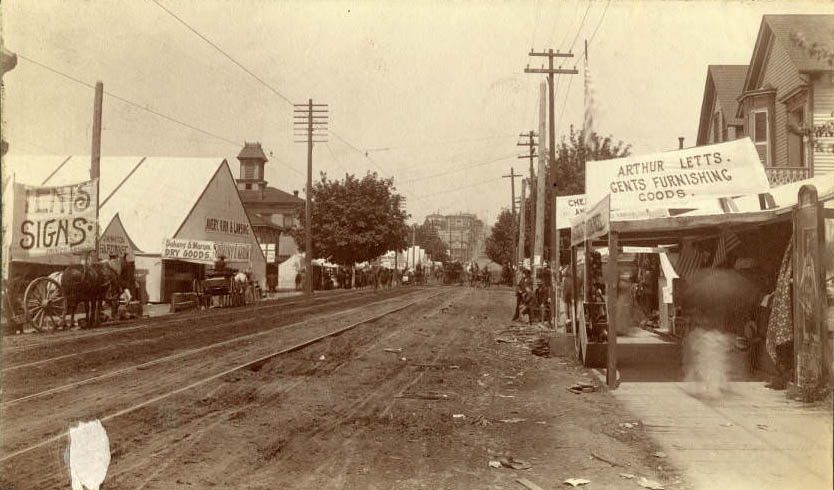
764 15 834 72
238 186 303 205
237 142 268 161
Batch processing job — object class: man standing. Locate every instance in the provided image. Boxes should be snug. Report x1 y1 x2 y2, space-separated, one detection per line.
512 268 532 321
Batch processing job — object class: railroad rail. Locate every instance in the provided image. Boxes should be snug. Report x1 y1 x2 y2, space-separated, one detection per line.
0 289 443 464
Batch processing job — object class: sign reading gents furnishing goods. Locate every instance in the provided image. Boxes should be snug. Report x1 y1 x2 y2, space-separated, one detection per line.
162 238 251 265
556 194 586 230
205 217 250 236
585 138 769 210
11 179 98 257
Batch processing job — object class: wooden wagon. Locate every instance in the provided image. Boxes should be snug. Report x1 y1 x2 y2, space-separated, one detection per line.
3 261 69 333
193 270 246 309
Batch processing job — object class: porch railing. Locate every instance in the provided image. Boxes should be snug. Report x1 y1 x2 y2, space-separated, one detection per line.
765 166 811 186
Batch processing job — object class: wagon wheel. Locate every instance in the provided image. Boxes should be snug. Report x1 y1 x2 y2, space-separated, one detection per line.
24 277 66 332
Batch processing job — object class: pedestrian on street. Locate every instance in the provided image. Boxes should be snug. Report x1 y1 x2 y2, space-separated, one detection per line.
512 268 532 321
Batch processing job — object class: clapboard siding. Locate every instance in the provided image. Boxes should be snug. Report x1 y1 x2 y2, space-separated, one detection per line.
813 75 834 175
762 35 806 167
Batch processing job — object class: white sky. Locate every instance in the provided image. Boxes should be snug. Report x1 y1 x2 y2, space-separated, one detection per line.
2 0 831 226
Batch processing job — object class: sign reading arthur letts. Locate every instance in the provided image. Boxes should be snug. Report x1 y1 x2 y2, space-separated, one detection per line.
11 179 98 257
585 138 770 210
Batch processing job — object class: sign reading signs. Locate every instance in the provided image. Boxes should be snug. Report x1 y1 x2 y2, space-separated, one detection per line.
205 217 250 236
586 138 769 210
556 194 586 230
162 238 251 265
11 179 98 257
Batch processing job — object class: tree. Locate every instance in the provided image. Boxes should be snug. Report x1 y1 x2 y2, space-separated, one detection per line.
520 127 631 263
291 172 410 266
412 224 449 263
485 209 515 267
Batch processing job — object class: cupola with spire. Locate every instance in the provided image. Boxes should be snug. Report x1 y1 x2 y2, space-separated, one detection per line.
236 141 269 191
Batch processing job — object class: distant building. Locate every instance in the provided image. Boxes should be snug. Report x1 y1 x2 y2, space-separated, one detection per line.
696 65 748 146
423 212 484 262
234 142 304 288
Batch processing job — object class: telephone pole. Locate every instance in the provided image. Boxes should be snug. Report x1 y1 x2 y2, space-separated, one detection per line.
294 100 328 296
517 131 537 288
525 48 578 329
90 81 103 263
502 168 520 289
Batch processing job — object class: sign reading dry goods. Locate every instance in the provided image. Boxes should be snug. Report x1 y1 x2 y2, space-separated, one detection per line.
205 217 250 236
586 138 769 210
556 194 586 230
11 179 98 257
162 238 252 265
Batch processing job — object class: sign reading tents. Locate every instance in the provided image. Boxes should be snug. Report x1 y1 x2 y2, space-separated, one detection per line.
556 194 586 230
586 138 769 211
11 179 98 257
162 238 251 265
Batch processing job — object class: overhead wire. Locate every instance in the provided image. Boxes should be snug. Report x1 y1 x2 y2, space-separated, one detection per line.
399 153 516 185
589 0 613 43
569 0 594 52
149 0 386 175
16 54 243 148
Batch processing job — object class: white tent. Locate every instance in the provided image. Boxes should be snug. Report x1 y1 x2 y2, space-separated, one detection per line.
277 253 304 290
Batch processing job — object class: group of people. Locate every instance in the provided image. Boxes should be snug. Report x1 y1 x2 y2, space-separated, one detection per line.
511 266 553 324
465 262 492 287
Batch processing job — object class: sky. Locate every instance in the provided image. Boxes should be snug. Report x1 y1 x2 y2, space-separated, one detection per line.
2 0 831 227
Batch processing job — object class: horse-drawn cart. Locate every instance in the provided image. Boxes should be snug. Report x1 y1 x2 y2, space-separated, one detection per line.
193 269 247 309
2 265 67 333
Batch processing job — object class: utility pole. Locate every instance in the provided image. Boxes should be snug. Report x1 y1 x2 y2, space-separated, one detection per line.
90 81 103 263
294 99 328 296
534 82 547 296
518 179 527 272
525 48 577 329
502 168 520 289
517 131 537 287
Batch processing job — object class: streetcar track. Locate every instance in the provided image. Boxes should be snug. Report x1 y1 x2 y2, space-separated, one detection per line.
117 290 458 489
2 288 411 372
1 289 431 407
2 287 371 354
0 289 443 464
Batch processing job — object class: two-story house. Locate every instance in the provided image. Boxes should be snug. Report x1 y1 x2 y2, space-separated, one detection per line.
696 65 748 146
736 15 834 185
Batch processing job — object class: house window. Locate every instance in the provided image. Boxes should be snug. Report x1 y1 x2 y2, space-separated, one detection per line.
245 184 252 190
713 112 721 143
787 106 805 167
750 109 769 165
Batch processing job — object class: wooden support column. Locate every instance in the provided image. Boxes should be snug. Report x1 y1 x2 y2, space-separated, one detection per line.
606 230 619 389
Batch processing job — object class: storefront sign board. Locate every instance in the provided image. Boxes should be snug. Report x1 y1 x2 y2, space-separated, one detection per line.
586 138 769 211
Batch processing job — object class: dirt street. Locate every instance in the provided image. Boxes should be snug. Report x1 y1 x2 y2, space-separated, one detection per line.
1 286 684 489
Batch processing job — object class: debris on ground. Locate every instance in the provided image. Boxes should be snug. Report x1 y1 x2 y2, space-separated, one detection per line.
619 473 636 479
383 348 402 353
516 477 546 490
400 357 407 362
496 394 516 398
756 424 768 431
488 460 502 468
720 422 733 427
499 457 532 470
619 422 638 429
590 451 624 467
652 451 667 459
637 477 665 489
452 414 466 419
499 418 526 424
496 337 519 344
471 415 490 427
568 381 597 394
563 478 591 486
531 337 550 357
396 391 450 400
318 355 326 361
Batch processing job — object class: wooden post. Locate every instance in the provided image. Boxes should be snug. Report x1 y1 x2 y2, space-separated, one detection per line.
90 81 103 262
304 99 314 296
570 245 578 335
518 180 527 271
606 231 619 389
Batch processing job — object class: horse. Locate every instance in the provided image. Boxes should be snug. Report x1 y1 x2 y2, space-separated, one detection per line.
59 254 132 329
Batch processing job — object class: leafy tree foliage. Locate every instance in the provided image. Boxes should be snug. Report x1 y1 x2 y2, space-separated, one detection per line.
412 224 450 263
485 209 515 267
292 172 409 266
520 127 631 264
